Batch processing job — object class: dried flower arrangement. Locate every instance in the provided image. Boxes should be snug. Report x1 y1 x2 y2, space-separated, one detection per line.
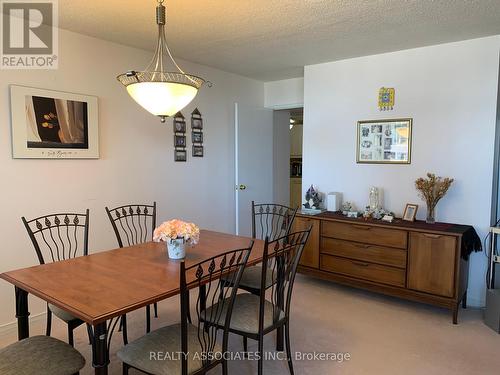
415 173 454 223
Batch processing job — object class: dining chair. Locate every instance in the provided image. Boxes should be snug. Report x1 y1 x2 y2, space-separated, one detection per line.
117 242 253 375
21 210 90 347
203 228 311 375
224 202 298 296
0 335 85 375
105 202 158 333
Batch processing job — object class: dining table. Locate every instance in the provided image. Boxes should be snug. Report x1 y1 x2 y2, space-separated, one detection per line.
0 229 265 374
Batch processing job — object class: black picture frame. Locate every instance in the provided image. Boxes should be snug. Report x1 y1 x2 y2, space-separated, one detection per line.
192 145 204 157
174 120 186 133
174 149 187 162
191 118 203 130
174 135 186 147
192 131 203 143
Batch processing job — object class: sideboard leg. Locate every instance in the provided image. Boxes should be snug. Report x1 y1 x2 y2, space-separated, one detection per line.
452 305 458 325
462 291 467 309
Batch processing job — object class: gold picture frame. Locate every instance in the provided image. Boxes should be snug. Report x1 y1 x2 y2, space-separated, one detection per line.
403 203 418 222
356 118 412 164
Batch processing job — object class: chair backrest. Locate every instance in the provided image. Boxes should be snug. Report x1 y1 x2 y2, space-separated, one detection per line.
22 210 90 265
251 201 298 241
259 228 311 328
105 203 156 247
179 242 253 375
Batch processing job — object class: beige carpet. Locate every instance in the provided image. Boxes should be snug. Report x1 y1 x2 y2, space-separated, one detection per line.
1 274 500 374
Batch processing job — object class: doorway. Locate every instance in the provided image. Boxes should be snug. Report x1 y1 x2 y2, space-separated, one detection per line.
273 108 303 209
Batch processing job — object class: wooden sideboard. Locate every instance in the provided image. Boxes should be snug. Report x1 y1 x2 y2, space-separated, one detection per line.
294 211 476 324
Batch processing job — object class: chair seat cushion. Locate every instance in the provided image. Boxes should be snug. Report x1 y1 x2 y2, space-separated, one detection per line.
223 265 275 291
0 335 85 375
202 293 285 334
117 323 222 375
48 303 78 322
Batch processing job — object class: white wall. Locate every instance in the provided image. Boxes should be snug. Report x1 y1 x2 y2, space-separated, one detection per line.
264 77 304 109
303 36 500 307
0 29 267 327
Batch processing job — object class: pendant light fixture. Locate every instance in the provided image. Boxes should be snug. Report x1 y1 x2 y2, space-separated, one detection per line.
117 0 208 122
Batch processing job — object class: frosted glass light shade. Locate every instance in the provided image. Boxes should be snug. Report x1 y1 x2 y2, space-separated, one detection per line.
126 82 198 118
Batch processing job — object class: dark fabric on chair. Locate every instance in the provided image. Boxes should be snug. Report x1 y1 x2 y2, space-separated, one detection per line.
118 323 222 375
221 265 275 292
0 335 85 375
203 293 285 334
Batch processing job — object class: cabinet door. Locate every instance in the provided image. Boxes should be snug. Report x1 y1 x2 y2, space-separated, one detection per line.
293 216 320 269
289 179 302 209
407 232 457 297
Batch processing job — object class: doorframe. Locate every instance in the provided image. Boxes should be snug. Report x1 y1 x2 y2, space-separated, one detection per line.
234 102 240 235
490 53 500 226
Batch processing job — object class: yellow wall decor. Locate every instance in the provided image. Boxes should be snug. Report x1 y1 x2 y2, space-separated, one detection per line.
378 87 395 111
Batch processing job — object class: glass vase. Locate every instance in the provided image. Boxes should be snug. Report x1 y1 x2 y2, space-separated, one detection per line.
426 205 436 224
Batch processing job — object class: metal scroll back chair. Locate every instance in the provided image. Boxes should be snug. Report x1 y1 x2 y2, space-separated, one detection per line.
21 210 90 347
252 201 298 241
105 202 158 332
118 243 253 375
235 201 298 295
203 229 311 375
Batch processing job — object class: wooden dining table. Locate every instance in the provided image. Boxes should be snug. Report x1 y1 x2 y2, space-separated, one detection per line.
0 230 265 374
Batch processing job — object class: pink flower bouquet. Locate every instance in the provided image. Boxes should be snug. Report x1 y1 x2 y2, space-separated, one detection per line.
153 219 200 245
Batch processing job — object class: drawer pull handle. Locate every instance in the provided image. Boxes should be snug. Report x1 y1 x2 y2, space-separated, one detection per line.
354 244 371 249
352 225 371 230
352 261 370 267
423 233 441 239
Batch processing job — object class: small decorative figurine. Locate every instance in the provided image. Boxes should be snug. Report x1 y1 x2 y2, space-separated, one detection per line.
303 185 322 209
369 187 381 211
363 206 372 220
341 201 353 215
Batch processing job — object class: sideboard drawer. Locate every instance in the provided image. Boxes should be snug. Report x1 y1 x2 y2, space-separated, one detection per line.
321 255 406 287
321 238 407 268
321 221 407 249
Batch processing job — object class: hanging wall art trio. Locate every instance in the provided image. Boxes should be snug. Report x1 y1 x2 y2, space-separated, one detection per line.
173 108 204 161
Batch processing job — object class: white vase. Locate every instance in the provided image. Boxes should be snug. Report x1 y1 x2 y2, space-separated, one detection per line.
166 238 186 259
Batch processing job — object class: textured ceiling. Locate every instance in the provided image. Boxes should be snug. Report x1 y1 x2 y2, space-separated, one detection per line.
58 0 500 81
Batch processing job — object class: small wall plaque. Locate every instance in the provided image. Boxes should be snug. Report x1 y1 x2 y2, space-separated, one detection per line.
378 87 395 111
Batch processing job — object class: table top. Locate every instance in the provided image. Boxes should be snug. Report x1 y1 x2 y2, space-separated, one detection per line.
300 210 475 236
0 230 264 325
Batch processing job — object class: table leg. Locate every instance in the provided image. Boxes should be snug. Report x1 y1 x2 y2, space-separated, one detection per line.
15 286 29 340
91 322 109 375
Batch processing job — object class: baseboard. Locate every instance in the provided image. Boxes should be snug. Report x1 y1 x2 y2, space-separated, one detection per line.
0 311 46 339
467 297 485 309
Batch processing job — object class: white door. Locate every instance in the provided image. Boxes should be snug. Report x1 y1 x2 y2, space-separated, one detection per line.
235 103 274 236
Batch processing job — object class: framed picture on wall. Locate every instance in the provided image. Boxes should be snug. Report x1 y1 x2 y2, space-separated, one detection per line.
10 85 99 159
356 118 412 164
192 131 203 143
191 117 203 130
192 145 204 157
174 149 187 162
174 135 186 147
